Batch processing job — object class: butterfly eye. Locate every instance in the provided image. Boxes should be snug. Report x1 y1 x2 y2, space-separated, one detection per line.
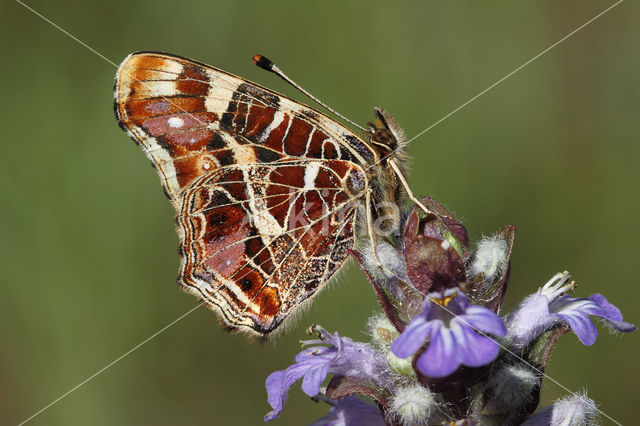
372 129 397 151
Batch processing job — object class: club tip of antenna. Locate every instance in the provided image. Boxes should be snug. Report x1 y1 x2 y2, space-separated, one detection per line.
251 54 274 71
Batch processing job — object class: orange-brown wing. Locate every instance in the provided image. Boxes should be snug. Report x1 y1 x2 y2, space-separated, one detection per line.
114 52 371 335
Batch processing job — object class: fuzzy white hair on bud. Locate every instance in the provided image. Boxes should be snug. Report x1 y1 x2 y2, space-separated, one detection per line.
488 364 539 410
471 363 541 425
470 235 509 281
360 241 407 280
522 393 598 426
389 384 436 426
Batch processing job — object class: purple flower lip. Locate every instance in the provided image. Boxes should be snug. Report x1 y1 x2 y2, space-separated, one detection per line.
390 288 506 378
264 326 392 422
506 272 636 349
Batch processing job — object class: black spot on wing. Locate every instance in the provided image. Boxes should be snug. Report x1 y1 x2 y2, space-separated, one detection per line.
241 278 254 291
217 150 235 166
207 132 226 150
210 189 233 206
256 147 281 163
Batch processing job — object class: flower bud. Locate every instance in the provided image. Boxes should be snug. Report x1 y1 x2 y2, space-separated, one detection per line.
402 198 469 295
367 314 414 377
469 236 509 282
489 364 539 409
522 394 598 425
472 363 540 425
389 384 436 426
367 313 398 349
360 241 407 281
465 226 515 313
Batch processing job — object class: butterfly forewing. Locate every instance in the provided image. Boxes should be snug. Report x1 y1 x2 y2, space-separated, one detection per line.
114 52 373 334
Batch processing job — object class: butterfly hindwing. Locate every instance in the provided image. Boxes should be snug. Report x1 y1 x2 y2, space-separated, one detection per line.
177 161 358 333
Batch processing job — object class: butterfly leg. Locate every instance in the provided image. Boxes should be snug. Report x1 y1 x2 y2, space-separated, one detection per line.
388 159 434 217
365 189 384 269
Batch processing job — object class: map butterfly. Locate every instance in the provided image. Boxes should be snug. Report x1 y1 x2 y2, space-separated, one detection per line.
114 52 425 336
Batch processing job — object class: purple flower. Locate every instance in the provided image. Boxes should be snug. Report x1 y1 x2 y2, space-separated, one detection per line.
264 327 391 422
506 272 636 349
310 396 386 426
390 288 506 378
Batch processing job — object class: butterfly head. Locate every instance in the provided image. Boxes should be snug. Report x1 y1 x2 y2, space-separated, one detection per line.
368 108 408 160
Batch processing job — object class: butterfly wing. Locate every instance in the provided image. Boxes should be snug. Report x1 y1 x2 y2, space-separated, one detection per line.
114 52 370 334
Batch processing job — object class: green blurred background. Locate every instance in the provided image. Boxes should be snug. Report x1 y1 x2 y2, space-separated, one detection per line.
1 1 638 424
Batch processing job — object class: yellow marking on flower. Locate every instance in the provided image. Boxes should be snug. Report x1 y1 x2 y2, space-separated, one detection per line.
429 291 458 307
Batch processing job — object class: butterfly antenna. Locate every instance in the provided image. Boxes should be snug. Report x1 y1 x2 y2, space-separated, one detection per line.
252 54 368 133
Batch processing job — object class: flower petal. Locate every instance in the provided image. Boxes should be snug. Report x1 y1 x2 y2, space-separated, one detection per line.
460 305 506 336
294 346 332 363
589 294 637 333
554 311 598 346
589 293 622 321
310 396 386 426
451 322 500 367
265 362 319 421
301 363 331 396
416 326 459 378
390 317 439 359
549 296 595 316
264 371 287 421
551 294 637 344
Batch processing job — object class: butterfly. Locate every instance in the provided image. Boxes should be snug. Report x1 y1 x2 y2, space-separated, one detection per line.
114 51 426 336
